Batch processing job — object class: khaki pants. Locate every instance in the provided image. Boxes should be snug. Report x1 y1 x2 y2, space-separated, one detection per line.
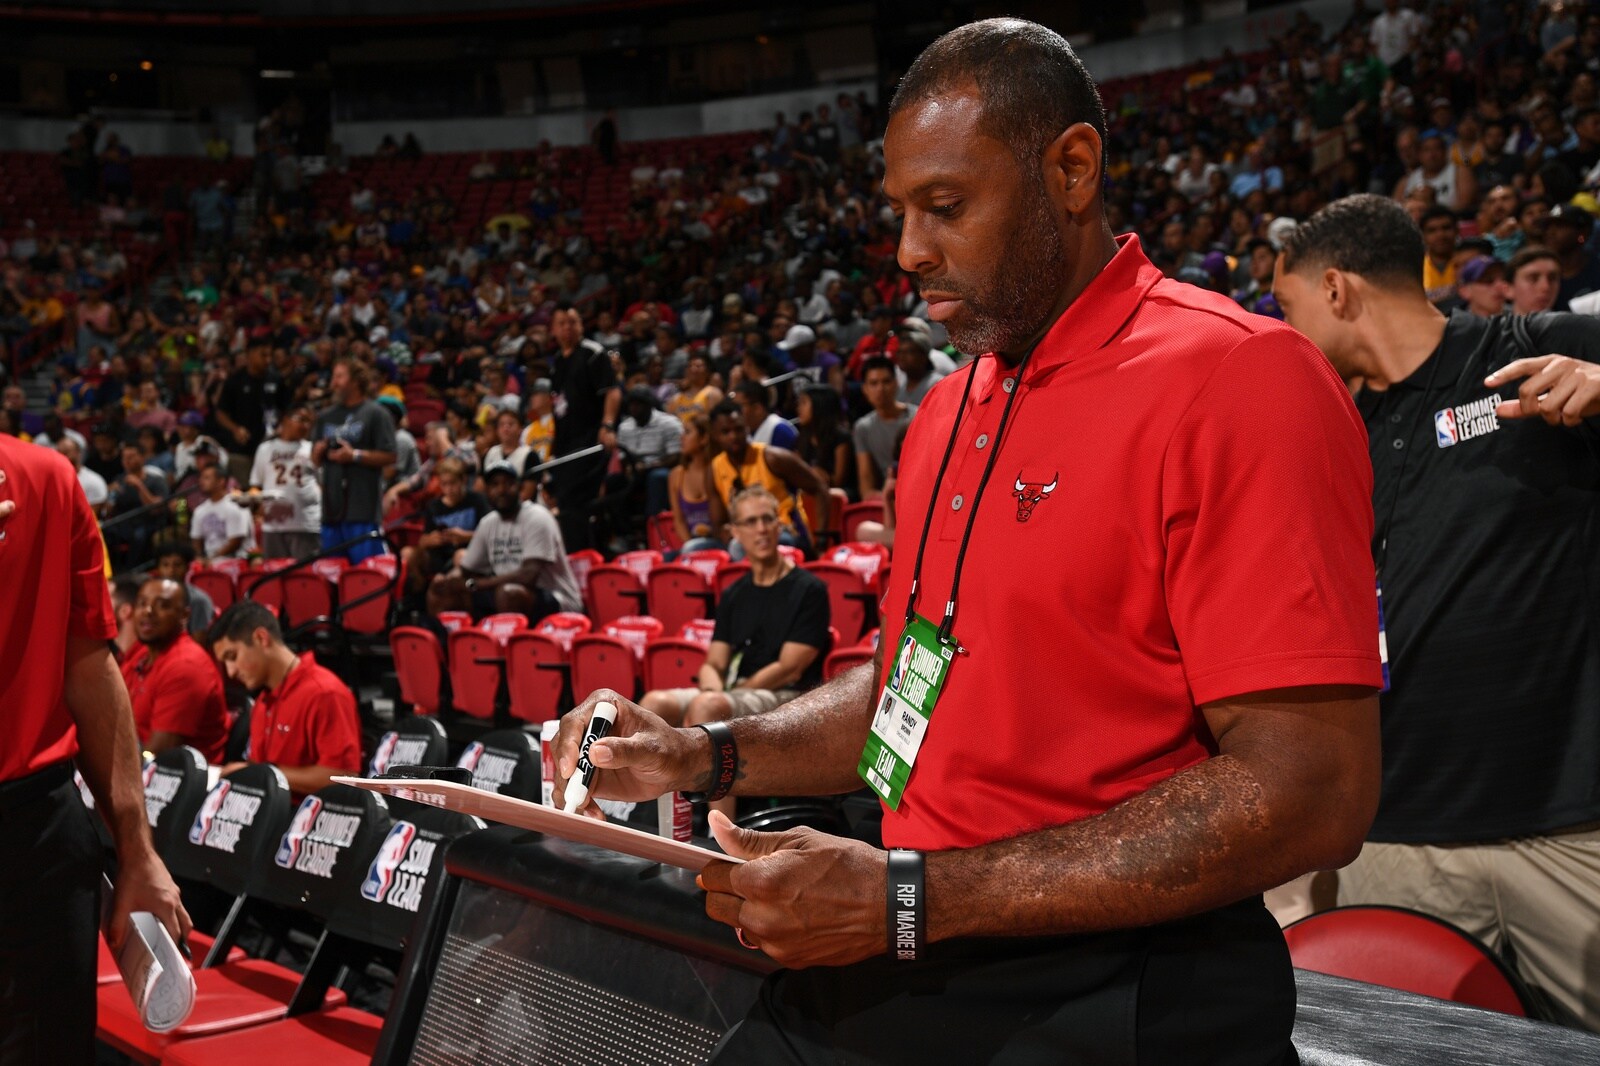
1337 828 1600 1027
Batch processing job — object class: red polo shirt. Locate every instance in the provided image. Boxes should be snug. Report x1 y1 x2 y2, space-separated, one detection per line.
878 237 1382 851
120 633 229 764
248 652 361 774
0 435 118 782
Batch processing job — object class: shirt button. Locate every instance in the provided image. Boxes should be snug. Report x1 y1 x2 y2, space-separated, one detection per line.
1389 412 1403 424
951 494 964 511
975 433 989 449
1002 378 1016 394
1392 438 1405 450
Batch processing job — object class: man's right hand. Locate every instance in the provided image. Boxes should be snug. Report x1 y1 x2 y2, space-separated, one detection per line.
552 689 706 818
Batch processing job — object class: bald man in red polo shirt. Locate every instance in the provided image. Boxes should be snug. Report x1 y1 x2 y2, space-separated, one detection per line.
121 576 229 763
554 20 1382 1065
0 434 189 1065
207 600 361 796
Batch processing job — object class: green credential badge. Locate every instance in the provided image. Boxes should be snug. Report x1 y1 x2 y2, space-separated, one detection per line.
858 613 954 810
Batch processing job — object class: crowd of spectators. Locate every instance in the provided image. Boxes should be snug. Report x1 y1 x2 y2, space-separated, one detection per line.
8 1 1600 602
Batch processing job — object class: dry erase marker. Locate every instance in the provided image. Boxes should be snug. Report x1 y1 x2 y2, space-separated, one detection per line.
563 701 617 812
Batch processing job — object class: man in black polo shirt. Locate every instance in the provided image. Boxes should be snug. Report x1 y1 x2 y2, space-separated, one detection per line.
1275 193 1600 1027
535 303 619 551
215 343 284 488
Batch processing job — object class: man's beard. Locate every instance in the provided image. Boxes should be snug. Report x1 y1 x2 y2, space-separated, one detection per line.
937 176 1068 357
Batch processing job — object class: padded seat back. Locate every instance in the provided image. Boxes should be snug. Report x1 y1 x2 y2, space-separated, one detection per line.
166 764 293 896
367 715 449 776
256 784 394 917
142 746 211 858
455 728 542 800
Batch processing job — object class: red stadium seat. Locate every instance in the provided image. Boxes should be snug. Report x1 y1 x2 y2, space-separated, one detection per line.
279 571 336 629
1283 906 1536 1017
680 618 716 646
841 501 884 542
642 638 706 691
803 561 877 645
714 561 751 597
536 611 592 652
680 548 730 584
190 569 238 614
827 541 891 588
604 615 664 661
504 631 566 725
566 548 604 601
478 612 528 645
389 627 448 716
824 647 874 680
447 629 503 720
778 544 806 567
436 610 472 634
336 562 398 636
586 563 649 626
615 549 664 582
645 563 715 636
645 511 682 552
97 931 243 985
159 1006 383 1066
570 634 639 702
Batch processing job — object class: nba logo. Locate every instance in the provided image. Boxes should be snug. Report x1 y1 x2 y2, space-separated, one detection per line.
369 732 399 776
457 741 485 773
889 636 915 693
361 822 416 902
275 796 323 869
1434 408 1459 448
188 781 230 846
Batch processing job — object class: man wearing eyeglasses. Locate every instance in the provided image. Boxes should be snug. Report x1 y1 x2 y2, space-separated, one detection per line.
637 485 831 812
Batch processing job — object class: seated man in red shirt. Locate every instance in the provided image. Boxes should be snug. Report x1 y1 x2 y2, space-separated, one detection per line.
208 600 362 795
120 576 229 763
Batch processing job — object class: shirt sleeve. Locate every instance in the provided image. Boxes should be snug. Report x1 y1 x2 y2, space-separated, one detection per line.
521 509 560 565
249 442 268 489
67 468 117 640
1162 327 1383 705
460 521 490 573
225 503 253 541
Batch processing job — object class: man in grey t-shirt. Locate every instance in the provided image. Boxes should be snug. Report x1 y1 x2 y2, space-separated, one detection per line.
312 357 397 562
852 355 916 500
427 461 581 624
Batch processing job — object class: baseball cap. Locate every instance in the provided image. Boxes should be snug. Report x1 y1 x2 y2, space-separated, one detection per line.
482 461 519 481
1458 256 1505 285
1266 216 1298 250
530 378 553 395
1547 203 1590 227
777 324 817 351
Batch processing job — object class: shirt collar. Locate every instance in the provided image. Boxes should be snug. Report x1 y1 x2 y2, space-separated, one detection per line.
267 651 317 701
1021 234 1161 382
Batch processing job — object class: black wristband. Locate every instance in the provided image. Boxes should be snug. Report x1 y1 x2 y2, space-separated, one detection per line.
682 721 738 803
886 848 925 962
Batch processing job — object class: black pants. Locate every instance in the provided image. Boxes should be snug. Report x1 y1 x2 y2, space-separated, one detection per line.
549 451 608 552
0 766 101 1066
712 897 1298 1066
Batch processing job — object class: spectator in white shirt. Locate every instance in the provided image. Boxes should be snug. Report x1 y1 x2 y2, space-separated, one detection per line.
190 465 254 562
1370 0 1422 76
616 386 685 519
483 408 531 478
55 437 107 507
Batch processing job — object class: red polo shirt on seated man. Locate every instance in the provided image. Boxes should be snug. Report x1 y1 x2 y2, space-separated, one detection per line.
120 576 228 763
209 600 361 796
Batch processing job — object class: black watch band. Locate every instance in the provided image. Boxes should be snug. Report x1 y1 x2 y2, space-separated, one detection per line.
887 848 925 961
681 721 738 803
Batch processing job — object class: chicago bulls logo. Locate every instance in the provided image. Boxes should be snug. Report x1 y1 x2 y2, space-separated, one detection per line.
1012 473 1058 522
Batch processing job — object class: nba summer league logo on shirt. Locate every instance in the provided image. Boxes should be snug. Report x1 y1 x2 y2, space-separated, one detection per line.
1435 397 1502 448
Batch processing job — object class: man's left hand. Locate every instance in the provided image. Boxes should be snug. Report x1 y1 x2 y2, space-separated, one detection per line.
599 428 618 450
1487 356 1600 426
106 848 192 956
698 810 886 968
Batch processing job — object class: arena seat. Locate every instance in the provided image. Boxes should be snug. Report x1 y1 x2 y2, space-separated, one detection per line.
163 799 487 1066
1283 906 1537 1017
504 631 567 726
278 571 337 630
366 715 449 776
565 548 604 604
476 611 528 645
435 610 472 634
455 729 542 800
828 541 891 587
824 646 874 680
642 637 706 691
535 610 592 652
645 562 714 635
190 569 239 614
446 628 503 720
714 561 751 596
388 627 448 716
570 633 639 702
645 510 682 552
840 500 884 542
803 561 878 645
586 562 649 625
680 618 716 646
604 614 664 662
680 548 731 584
337 559 401 637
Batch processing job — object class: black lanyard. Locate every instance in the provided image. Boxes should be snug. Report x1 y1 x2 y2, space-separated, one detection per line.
903 344 1039 645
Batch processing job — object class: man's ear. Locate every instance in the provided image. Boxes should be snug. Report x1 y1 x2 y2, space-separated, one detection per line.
1323 268 1358 321
1043 123 1104 219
